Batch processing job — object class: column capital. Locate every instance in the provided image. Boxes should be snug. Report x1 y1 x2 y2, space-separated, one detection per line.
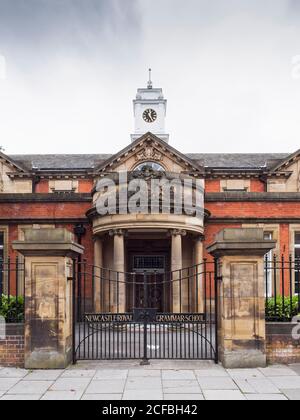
109 229 127 237
168 229 187 238
93 235 103 243
193 234 205 243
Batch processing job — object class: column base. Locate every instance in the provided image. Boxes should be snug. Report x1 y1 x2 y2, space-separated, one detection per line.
220 350 267 369
25 349 72 370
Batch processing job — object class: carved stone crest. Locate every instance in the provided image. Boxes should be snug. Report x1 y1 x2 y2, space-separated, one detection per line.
135 146 163 162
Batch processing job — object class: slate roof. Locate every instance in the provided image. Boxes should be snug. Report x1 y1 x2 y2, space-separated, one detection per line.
186 153 289 169
9 154 112 171
9 153 289 171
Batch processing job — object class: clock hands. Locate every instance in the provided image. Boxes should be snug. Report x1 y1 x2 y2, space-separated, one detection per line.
143 109 157 123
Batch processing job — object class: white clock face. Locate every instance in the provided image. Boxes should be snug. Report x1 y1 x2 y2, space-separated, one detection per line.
143 109 157 123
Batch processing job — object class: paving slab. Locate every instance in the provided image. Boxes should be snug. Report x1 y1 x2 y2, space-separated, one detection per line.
197 377 238 391
269 376 300 390
1 394 42 400
203 390 246 400
86 379 126 394
163 380 201 394
128 369 161 378
245 394 288 401
49 378 91 392
126 377 162 391
94 369 128 380
24 370 64 381
289 364 300 376
61 370 96 379
123 390 163 400
162 370 196 380
7 380 52 395
81 394 123 400
0 378 21 392
0 368 28 378
41 391 83 400
234 379 256 394
281 389 300 400
164 394 204 400
246 378 281 394
195 369 229 378
259 366 297 377
227 369 264 379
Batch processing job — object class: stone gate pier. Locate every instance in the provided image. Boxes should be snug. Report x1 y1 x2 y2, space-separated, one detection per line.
208 228 276 369
13 229 84 369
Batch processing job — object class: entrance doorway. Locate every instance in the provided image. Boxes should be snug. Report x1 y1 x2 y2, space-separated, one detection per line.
126 237 171 312
128 255 169 312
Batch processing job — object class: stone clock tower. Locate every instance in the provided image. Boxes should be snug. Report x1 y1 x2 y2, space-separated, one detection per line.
131 70 169 143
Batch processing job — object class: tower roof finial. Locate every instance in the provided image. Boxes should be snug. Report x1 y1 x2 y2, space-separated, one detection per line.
147 68 153 89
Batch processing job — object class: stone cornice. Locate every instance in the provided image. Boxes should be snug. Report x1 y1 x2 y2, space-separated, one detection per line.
205 192 300 202
0 193 92 203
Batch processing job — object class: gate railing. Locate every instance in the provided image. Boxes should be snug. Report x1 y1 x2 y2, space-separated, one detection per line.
0 257 25 323
265 255 300 322
73 259 220 363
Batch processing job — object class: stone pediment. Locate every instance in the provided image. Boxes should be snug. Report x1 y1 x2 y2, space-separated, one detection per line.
0 151 27 174
95 133 204 175
269 149 300 173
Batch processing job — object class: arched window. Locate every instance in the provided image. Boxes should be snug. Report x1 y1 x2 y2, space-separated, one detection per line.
134 162 165 172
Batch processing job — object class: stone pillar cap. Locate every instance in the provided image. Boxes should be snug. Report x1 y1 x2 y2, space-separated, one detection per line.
207 228 276 257
13 228 84 257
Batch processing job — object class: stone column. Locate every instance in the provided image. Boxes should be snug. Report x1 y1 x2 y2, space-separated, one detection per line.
207 228 276 369
171 230 186 313
13 229 84 369
93 236 103 313
194 236 204 313
109 230 126 313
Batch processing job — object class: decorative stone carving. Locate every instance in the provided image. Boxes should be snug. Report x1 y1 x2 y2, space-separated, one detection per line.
131 166 165 181
169 229 187 237
135 146 163 162
109 229 127 237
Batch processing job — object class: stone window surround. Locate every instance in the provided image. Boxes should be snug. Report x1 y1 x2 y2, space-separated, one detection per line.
289 225 300 295
0 226 9 293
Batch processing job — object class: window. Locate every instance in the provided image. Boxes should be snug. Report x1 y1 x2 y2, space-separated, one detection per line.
295 233 300 294
133 256 165 273
221 179 250 192
264 232 273 297
0 232 3 261
134 162 165 172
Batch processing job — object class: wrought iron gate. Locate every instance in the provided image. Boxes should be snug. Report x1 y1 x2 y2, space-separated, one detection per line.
73 260 219 363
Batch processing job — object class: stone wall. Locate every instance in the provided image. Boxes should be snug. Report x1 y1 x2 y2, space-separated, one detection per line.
0 324 24 368
266 323 300 365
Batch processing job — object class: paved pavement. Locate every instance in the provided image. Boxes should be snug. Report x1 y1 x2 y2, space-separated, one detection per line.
0 361 300 400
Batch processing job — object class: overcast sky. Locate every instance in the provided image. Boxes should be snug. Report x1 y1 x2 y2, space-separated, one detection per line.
0 0 299 155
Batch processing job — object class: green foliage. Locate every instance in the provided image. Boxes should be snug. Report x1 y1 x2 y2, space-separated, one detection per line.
0 295 24 323
266 296 300 321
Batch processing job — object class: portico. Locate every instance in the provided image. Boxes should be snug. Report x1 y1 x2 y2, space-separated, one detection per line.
92 223 205 314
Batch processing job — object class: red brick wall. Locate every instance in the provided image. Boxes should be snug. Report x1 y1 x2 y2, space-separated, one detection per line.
35 180 49 193
250 179 265 192
206 201 300 218
78 180 93 193
0 325 24 368
205 179 221 192
266 323 300 365
203 223 241 261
